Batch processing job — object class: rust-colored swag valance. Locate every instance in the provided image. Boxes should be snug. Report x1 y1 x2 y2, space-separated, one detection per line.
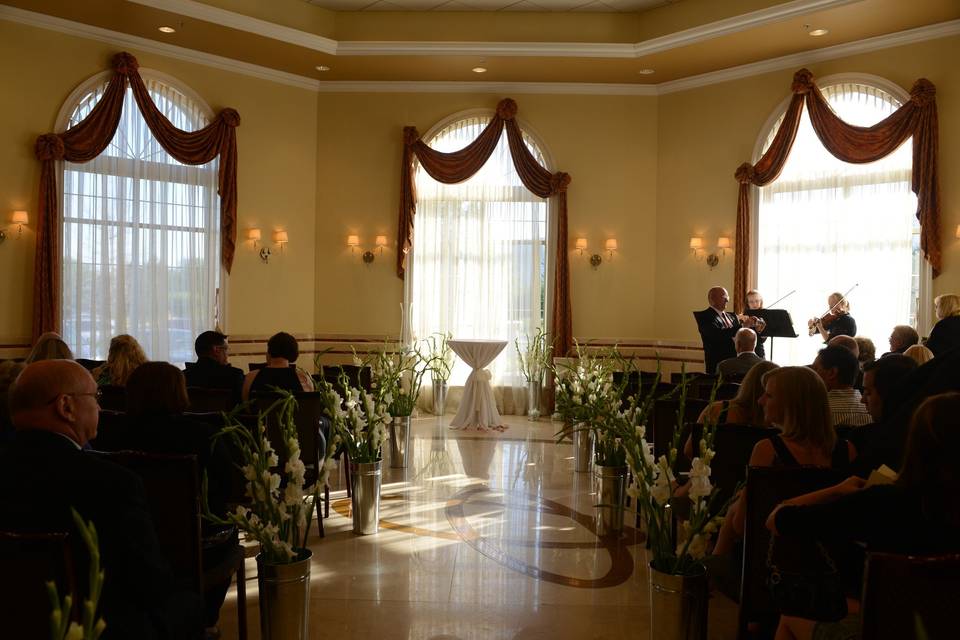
397 98 573 355
32 52 240 340
731 68 941 311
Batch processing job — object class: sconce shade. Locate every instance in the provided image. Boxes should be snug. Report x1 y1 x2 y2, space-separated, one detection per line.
717 236 731 249
273 230 289 244
689 237 703 250
11 211 28 225
375 235 388 247
347 234 360 247
605 238 618 251
956 224 960 239
246 228 261 242
575 238 587 251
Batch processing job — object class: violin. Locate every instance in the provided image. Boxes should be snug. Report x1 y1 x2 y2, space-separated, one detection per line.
808 284 858 337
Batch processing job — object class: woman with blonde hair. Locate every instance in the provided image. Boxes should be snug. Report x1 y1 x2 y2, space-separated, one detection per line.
926 293 960 356
25 332 73 363
713 366 855 555
92 334 148 386
698 360 780 426
903 343 934 366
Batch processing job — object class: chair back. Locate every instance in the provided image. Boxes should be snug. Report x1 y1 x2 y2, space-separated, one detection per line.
0 531 74 638
253 391 327 485
315 364 372 397
91 410 130 451
98 384 126 412
738 466 845 638
187 387 233 413
860 552 960 640
652 398 708 457
714 382 741 401
101 451 202 595
75 358 104 372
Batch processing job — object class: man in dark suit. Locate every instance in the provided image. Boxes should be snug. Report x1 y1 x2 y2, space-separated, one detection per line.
183 331 244 406
716 328 762 378
0 360 200 639
694 287 758 375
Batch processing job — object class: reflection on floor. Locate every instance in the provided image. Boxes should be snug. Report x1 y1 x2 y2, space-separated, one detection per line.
217 416 738 639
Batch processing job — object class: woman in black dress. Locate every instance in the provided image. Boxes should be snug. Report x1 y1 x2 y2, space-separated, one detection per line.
241 331 315 401
811 292 856 342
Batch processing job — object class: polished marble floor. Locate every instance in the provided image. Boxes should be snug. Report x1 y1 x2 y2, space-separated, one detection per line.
217 416 737 639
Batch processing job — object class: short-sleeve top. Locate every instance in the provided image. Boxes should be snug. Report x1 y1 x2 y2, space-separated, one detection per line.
827 314 857 340
248 366 304 396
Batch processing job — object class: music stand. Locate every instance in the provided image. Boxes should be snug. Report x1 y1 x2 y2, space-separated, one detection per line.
745 309 797 362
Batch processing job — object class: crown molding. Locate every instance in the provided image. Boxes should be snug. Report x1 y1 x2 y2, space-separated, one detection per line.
0 4 322 91
335 40 637 57
128 0 338 54
657 18 960 94
313 80 658 95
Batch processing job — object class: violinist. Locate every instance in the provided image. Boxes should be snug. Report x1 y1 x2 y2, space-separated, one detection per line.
694 287 764 374
745 289 768 359
809 291 857 342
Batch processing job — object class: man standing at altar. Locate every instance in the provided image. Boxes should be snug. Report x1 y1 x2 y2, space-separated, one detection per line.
694 287 762 375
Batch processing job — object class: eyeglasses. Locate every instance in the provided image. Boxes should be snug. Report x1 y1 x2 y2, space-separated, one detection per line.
47 389 103 405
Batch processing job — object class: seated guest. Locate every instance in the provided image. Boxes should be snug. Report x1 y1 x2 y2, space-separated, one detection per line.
123 362 235 632
0 360 25 443
242 332 315 401
903 343 934 366
716 328 762 378
183 331 244 406
714 366 855 555
885 324 919 356
25 331 74 363
854 336 876 367
698 360 779 427
924 293 960 357
828 334 859 358
92 334 148 386
0 360 199 639
767 392 960 640
859 355 918 424
811 346 871 427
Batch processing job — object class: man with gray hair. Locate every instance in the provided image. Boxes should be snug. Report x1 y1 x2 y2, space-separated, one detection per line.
885 324 919 357
716 328 763 379
0 360 199 638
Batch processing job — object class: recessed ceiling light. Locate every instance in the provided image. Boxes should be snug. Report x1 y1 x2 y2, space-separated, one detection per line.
158 26 176 33
316 65 330 72
472 67 487 73
809 28 829 36
637 68 655 75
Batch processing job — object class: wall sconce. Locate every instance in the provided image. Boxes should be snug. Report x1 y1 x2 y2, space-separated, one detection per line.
690 235 732 270
717 236 731 256
605 238 618 258
375 235 388 255
246 228 261 247
347 234 388 265
347 235 360 253
956 224 960 239
1 211 29 244
689 236 704 258
575 238 587 256
273 230 289 253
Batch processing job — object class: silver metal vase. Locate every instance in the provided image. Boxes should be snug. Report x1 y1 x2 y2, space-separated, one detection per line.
648 563 708 640
388 415 412 468
432 378 448 416
593 463 628 536
573 425 594 473
527 378 542 420
256 549 313 640
349 459 382 535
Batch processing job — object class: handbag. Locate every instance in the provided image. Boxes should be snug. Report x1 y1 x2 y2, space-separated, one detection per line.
766 535 848 622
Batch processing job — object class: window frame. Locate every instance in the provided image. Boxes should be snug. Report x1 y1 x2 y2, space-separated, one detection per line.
749 72 932 335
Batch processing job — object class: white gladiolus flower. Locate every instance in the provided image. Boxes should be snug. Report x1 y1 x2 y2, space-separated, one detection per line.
241 465 257 481
688 458 713 502
682 533 707 560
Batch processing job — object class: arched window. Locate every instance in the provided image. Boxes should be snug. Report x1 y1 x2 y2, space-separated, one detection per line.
59 73 220 363
409 113 549 396
755 77 926 365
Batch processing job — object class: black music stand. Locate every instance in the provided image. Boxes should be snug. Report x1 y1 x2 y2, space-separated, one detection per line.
745 309 797 362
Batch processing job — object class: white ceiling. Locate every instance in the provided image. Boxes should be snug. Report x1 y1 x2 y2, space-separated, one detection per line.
305 0 672 12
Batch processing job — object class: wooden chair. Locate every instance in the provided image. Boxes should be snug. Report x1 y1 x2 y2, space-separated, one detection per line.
737 466 845 639
103 451 246 640
651 398 708 457
314 364 373 396
91 410 130 451
75 358 104 371
860 552 960 640
187 387 234 413
0 531 74 639
98 384 127 412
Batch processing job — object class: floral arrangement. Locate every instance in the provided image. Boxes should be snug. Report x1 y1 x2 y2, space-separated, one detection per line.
316 368 391 465
515 327 553 385
47 509 105 640
206 393 320 564
353 342 429 417
422 332 455 384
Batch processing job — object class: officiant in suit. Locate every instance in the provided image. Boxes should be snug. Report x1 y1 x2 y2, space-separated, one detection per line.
694 287 763 375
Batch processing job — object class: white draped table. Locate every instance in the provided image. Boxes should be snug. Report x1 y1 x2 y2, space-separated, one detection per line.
448 339 508 431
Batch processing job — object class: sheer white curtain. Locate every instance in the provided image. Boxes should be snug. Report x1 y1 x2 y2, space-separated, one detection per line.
410 115 547 413
757 82 917 366
61 77 220 363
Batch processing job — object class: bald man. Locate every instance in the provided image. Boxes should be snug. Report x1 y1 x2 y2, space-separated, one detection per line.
716 328 763 379
0 360 199 639
694 287 756 374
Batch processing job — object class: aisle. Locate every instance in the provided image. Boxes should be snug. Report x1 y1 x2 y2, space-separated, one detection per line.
217 416 738 639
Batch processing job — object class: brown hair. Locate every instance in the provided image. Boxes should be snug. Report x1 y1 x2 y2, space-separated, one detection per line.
897 393 960 527
25 332 74 363
729 360 779 424
95 334 148 386
761 366 835 454
125 362 189 416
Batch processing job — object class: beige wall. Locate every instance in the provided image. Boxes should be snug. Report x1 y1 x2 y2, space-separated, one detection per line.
0 20 318 347
0 17 957 354
654 34 960 342
314 92 659 340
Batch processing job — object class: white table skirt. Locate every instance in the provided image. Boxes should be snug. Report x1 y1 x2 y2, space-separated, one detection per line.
448 339 507 430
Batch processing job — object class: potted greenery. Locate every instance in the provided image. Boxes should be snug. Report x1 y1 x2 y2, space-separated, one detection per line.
47 509 105 640
423 332 454 416
515 327 553 420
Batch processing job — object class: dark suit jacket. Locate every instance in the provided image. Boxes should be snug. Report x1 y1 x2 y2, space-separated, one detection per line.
717 351 762 378
925 315 960 357
0 430 195 639
183 357 244 406
694 308 741 375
